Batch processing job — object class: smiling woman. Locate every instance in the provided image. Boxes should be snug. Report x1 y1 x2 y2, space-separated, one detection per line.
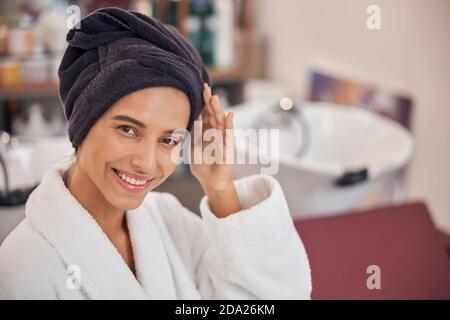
0 7 312 300
63 86 191 276
67 87 191 213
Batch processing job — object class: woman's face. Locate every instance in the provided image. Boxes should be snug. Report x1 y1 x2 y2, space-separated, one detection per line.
76 87 191 210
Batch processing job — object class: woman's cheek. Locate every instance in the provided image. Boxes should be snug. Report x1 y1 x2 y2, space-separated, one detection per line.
105 133 139 157
159 150 178 175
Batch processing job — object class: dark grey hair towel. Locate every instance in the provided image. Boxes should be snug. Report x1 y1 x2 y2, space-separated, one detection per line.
58 7 210 148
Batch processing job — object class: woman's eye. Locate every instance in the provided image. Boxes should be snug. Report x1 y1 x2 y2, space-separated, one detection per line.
161 137 180 146
119 125 137 136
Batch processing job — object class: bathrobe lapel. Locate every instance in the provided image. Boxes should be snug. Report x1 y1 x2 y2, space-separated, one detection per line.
126 205 177 299
25 163 174 299
133 197 202 300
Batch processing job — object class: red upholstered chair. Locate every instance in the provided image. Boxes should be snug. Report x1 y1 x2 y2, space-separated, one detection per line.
294 202 450 299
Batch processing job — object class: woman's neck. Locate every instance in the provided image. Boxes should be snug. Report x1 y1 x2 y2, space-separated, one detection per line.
64 163 126 237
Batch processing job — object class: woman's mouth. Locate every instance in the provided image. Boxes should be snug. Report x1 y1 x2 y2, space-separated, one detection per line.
111 168 154 193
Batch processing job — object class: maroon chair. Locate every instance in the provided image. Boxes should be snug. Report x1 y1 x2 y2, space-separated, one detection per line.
295 202 450 299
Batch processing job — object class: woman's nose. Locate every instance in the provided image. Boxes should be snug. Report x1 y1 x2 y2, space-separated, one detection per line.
129 142 160 175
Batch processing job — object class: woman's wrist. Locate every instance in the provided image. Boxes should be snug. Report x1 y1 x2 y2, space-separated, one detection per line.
200 179 234 193
202 182 241 218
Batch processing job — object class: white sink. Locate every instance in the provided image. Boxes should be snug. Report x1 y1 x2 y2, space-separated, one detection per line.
231 100 414 219
0 136 73 191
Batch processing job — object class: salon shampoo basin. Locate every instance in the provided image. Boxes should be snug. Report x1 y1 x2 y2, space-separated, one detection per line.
230 100 414 219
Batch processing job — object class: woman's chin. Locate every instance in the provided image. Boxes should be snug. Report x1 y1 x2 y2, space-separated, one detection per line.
107 180 153 210
104 179 147 210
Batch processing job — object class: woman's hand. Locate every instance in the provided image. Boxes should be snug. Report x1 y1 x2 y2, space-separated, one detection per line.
189 83 241 217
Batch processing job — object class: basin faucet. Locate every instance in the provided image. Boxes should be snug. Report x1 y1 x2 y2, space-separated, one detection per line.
256 99 310 157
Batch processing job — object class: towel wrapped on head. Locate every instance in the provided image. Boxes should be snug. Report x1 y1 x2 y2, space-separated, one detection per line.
58 7 210 148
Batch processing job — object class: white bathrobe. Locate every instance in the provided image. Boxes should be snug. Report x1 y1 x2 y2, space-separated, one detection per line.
0 162 312 300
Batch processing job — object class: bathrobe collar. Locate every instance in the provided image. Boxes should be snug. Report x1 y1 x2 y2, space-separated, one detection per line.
25 162 177 300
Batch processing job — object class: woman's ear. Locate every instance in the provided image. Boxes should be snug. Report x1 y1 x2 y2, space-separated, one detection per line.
72 146 79 163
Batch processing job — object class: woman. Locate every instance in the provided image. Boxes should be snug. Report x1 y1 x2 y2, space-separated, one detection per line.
0 8 311 299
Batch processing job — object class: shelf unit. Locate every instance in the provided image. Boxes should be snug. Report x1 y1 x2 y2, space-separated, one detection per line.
0 0 261 121
0 65 247 100
0 82 59 100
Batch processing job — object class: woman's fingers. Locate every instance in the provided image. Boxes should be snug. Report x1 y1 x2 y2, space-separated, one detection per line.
225 112 235 157
211 95 226 132
203 84 217 128
193 113 203 146
225 111 233 130
202 83 233 152
203 84 225 132
196 84 236 166
202 83 210 103
201 84 210 125
202 84 212 128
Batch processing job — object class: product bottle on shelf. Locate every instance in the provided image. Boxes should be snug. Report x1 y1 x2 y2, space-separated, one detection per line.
187 0 216 67
214 0 234 69
130 0 153 16
21 41 49 84
166 0 180 27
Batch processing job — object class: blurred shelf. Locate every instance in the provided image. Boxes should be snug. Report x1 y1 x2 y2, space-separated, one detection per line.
0 67 249 101
0 82 59 100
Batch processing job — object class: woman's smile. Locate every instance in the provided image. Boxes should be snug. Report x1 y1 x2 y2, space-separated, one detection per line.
111 167 155 193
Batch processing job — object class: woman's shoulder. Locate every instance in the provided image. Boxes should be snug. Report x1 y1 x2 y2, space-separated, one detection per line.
1 219 48 259
0 219 65 299
0 218 62 270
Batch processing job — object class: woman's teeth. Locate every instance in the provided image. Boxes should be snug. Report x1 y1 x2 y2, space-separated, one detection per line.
116 170 149 186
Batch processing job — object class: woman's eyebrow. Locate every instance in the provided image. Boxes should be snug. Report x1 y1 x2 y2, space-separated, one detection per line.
112 115 184 134
112 115 146 128
162 129 186 135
